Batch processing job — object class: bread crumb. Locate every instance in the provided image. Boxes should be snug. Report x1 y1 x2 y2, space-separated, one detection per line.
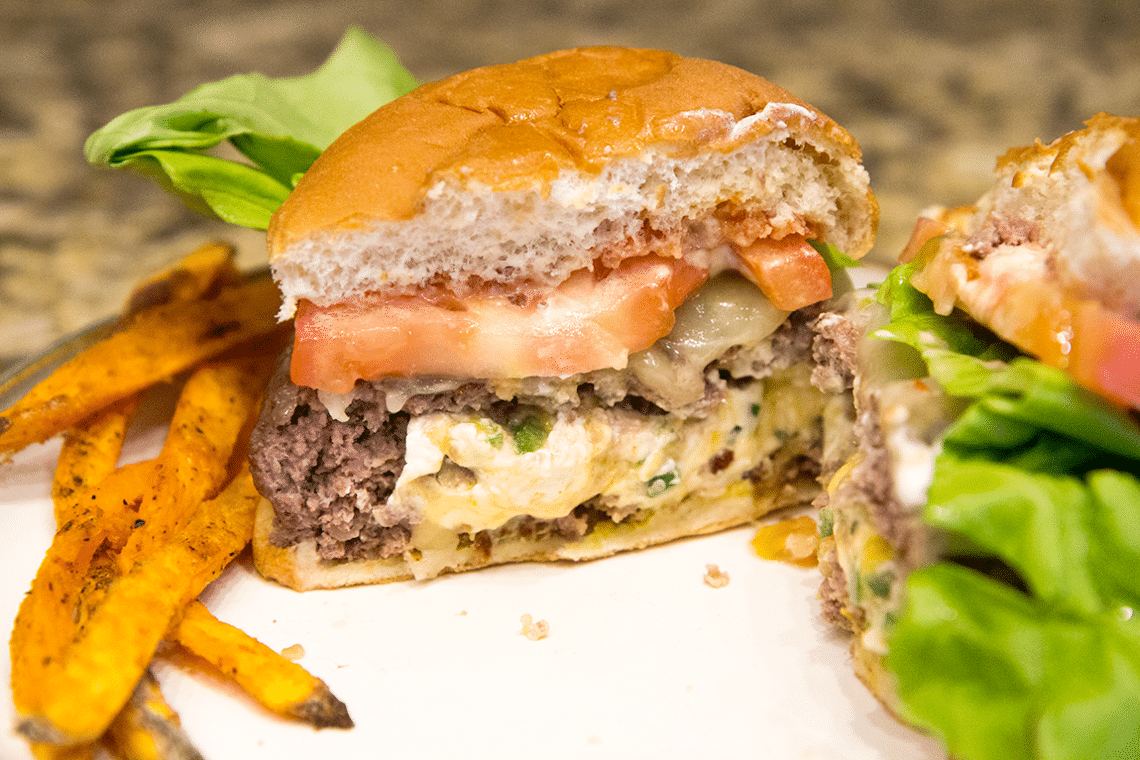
703 563 730 588
519 613 549 640
456 610 468 616
279 643 305 661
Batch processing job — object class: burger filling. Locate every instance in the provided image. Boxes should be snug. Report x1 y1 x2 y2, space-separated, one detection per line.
249 269 858 577
816 305 956 654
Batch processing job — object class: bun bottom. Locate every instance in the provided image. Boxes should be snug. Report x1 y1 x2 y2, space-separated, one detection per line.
847 620 952 750
850 637 902 717
252 478 819 591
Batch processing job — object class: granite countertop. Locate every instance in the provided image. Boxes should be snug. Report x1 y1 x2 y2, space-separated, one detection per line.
1 0 1138 369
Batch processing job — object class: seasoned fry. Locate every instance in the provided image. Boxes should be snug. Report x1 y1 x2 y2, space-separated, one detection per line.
16 466 262 746
51 394 142 527
122 242 241 319
49 242 244 522
14 357 266 748
117 355 274 573
10 456 171 722
5 250 331 754
171 601 353 730
10 510 134 721
28 741 97 760
0 275 283 457
104 670 204 760
31 671 203 760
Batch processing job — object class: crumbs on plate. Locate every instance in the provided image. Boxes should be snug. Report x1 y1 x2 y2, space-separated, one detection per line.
519 613 550 640
703 563 730 588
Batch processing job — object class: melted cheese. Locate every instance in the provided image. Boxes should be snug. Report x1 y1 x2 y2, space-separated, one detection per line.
391 364 827 542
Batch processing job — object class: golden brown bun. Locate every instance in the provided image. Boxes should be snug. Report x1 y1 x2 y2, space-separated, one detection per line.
271 47 862 239
266 47 877 315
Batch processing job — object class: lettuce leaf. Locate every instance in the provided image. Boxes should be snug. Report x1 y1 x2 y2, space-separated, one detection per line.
925 459 1129 616
873 262 1140 760
890 430 1140 760
808 239 860 269
84 26 419 229
870 263 1140 465
943 359 1140 472
872 260 1017 396
889 562 1140 760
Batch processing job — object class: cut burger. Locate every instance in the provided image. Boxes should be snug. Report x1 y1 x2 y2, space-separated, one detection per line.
817 114 1140 760
247 46 878 590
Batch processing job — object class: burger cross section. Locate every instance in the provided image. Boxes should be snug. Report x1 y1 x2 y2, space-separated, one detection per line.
249 45 877 588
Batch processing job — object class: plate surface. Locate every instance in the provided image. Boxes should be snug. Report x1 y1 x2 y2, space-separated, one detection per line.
0 423 947 760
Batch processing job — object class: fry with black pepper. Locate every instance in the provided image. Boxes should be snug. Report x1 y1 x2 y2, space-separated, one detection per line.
170 601 353 729
0 276 283 458
15 465 262 746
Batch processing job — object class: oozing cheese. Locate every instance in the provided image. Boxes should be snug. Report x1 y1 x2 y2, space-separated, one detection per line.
391 364 828 538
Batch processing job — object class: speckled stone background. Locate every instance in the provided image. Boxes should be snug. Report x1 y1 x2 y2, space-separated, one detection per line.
2 0 1138 369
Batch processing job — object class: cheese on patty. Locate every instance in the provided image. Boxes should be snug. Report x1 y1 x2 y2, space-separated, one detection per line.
392 365 827 535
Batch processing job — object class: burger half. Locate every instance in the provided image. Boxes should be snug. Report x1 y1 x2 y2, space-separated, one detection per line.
246 46 878 590
819 114 1140 760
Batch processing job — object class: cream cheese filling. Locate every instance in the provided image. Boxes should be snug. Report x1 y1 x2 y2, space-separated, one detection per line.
390 364 827 542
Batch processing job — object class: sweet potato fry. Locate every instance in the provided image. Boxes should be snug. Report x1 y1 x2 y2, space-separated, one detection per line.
10 449 171 721
0 275 283 458
121 242 242 319
116 355 274 573
51 394 142 527
12 352 271 737
9 497 139 721
28 741 97 760
171 601 353 730
104 670 205 760
16 466 262 746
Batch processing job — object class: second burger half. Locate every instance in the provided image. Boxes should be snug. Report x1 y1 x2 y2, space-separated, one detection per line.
247 46 878 589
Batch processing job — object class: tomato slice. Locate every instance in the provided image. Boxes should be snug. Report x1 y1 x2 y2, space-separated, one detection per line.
1069 301 1140 410
733 237 832 311
898 216 950 264
290 256 707 392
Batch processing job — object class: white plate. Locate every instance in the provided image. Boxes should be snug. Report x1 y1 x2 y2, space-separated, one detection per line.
0 424 947 760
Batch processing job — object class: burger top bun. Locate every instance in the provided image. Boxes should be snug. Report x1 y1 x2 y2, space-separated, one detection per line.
914 114 1140 316
267 46 877 317
994 113 1140 313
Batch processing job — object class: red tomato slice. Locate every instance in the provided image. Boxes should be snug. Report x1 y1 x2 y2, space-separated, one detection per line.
898 216 950 264
290 256 707 392
733 237 832 311
1069 301 1140 410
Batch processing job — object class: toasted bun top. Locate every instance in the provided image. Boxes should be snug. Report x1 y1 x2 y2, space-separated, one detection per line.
268 47 877 314
996 112 1140 204
916 113 1140 317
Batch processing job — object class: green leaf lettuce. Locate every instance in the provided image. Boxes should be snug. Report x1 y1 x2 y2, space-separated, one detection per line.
84 26 419 229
